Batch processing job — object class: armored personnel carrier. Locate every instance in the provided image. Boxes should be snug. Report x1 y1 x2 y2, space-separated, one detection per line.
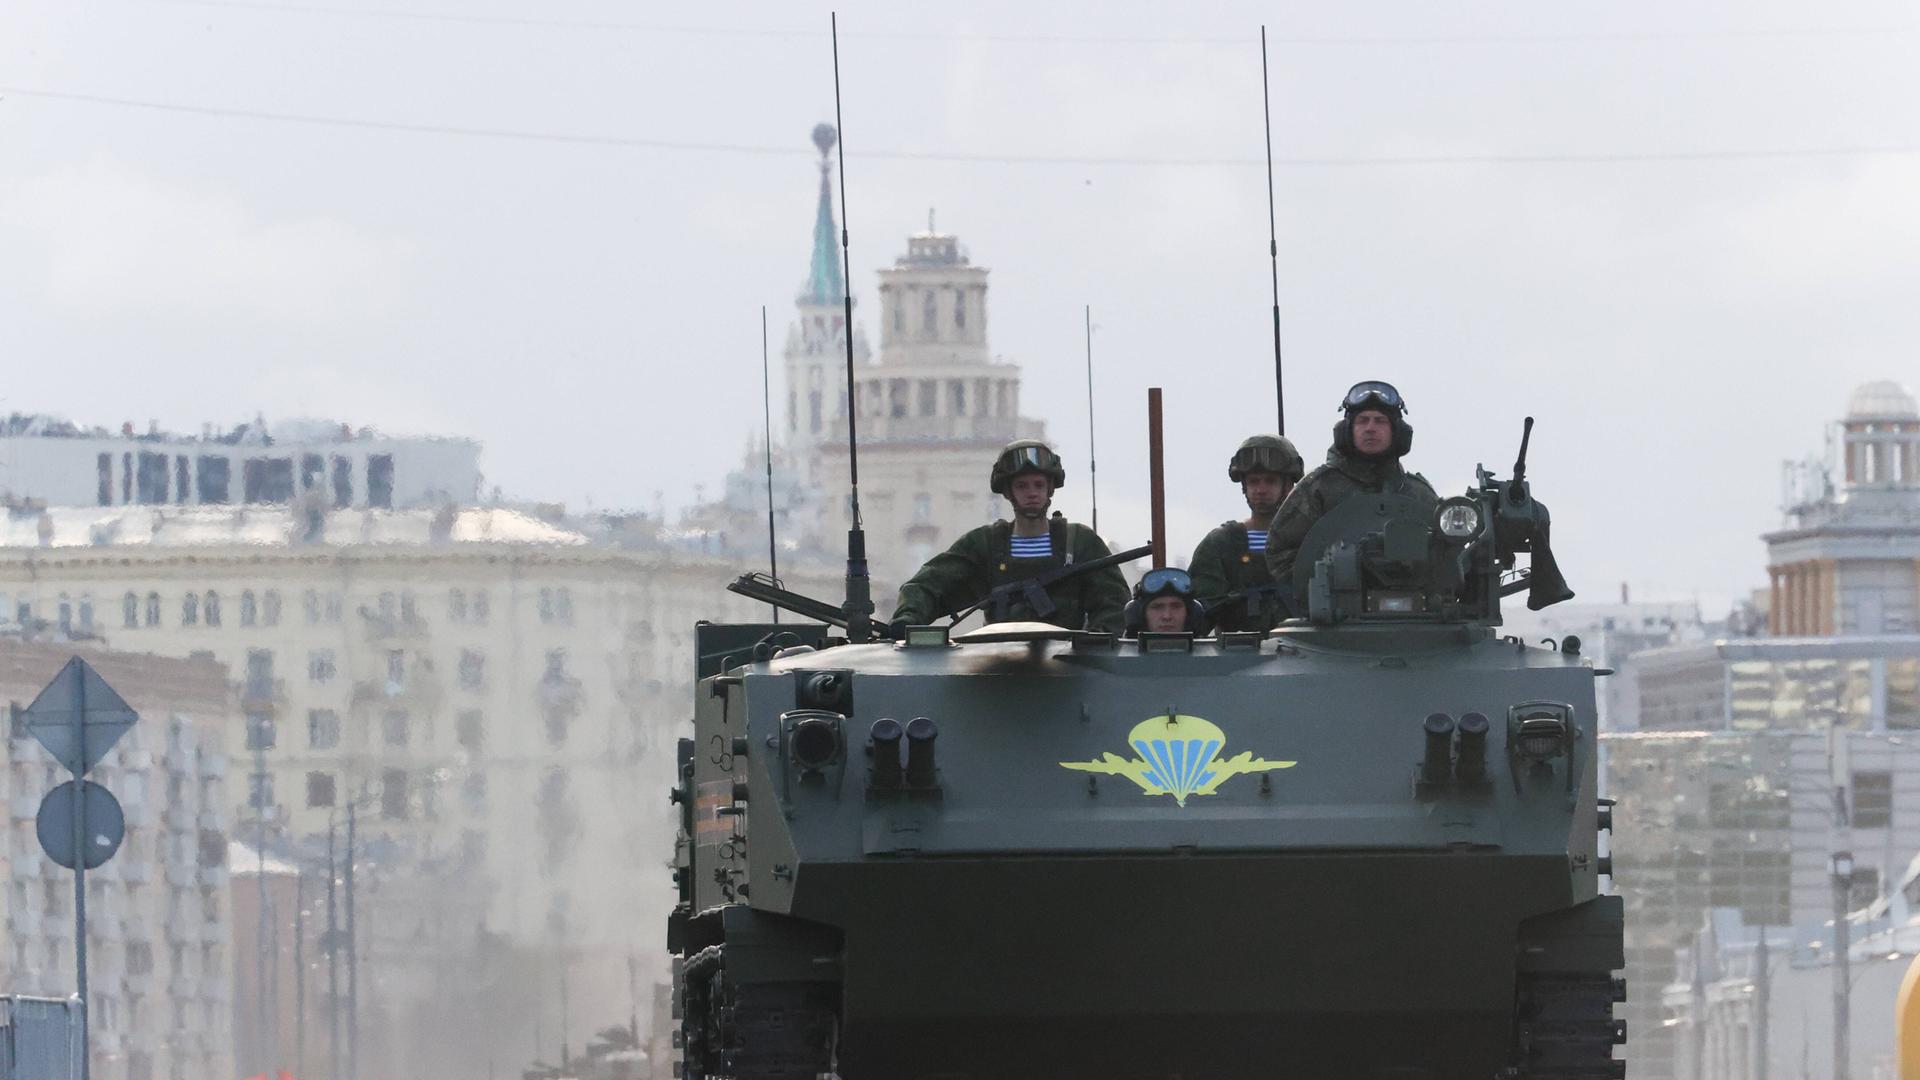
668 422 1622 1079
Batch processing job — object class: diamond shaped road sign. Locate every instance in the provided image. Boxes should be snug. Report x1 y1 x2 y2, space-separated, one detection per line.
22 657 139 777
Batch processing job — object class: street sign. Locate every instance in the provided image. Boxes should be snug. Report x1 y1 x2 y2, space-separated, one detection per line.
35 783 124 871
22 658 137 776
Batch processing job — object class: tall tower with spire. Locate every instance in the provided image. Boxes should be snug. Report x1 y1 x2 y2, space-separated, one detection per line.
783 123 871 494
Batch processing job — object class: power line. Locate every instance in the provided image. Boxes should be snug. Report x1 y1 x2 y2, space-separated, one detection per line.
129 0 1918 46
4 85 1919 168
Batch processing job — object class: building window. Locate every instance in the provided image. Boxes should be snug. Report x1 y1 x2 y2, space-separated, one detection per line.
121 452 131 503
954 287 967 329
306 772 336 809
203 590 221 627
181 593 199 626
448 588 467 623
922 290 937 335
77 597 93 635
196 456 230 504
242 457 295 503
136 451 169 504
301 453 325 492
556 587 573 625
144 592 160 627
247 772 274 811
472 590 490 626
381 768 409 819
325 593 342 623
458 649 485 692
331 456 352 508
57 596 72 636
239 591 257 626
950 381 966 416
1854 770 1893 828
538 587 553 622
308 650 336 684
383 710 409 747
400 591 416 625
385 649 405 690
918 380 936 417
262 590 281 626
368 454 395 509
456 710 484 752
892 295 905 335
245 713 275 752
122 592 139 629
174 456 190 504
97 453 113 506
307 710 340 750
462 772 487 814
244 649 274 700
913 494 932 523
304 589 321 625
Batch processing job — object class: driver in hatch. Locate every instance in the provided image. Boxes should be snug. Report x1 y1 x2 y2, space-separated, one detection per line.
889 440 1129 633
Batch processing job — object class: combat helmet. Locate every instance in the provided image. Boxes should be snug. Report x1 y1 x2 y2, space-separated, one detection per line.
1332 380 1414 458
1228 435 1304 483
989 440 1066 494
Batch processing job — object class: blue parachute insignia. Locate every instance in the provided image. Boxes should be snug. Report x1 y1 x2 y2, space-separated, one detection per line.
1060 714 1294 806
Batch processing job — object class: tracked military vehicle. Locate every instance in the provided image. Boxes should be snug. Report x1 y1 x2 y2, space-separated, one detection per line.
668 420 1623 1080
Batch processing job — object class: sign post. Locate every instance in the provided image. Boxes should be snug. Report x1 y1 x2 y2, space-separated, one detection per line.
22 657 139 1080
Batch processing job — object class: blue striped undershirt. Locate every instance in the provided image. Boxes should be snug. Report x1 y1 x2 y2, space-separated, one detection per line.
1008 535 1053 559
1247 529 1269 553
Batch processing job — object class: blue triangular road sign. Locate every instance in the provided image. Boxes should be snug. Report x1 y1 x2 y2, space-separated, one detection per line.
22 657 139 776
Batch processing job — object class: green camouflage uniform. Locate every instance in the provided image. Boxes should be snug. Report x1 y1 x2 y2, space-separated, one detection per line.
1189 522 1286 632
891 516 1129 633
1264 448 1438 585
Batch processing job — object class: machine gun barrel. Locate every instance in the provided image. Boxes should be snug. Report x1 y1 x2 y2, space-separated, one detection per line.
949 543 1153 625
727 573 898 639
1511 416 1534 493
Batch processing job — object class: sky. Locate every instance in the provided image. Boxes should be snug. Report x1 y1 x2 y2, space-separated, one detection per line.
4 0 1919 613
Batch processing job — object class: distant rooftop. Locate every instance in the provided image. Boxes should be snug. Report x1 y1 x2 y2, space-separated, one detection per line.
0 412 466 447
1846 380 1919 421
0 505 584 551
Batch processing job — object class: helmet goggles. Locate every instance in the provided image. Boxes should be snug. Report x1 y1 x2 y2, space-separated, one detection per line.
1137 567 1195 599
1341 380 1407 415
1232 445 1295 476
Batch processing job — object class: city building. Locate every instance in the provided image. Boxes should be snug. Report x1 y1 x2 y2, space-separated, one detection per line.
0 414 481 512
1766 381 1920 636
816 218 1047 590
1606 382 1920 1080
0 494 835 1079
1 640 235 1080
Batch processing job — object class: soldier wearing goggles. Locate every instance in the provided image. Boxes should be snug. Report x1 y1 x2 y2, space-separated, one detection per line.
1265 381 1437 585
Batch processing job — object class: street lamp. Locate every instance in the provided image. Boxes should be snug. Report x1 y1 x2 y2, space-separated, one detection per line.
1833 848 1855 1080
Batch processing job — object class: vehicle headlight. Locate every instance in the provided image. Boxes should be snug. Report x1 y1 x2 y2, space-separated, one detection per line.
1435 497 1484 541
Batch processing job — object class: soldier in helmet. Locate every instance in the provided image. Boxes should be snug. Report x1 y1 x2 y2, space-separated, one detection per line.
1265 381 1437 585
890 440 1129 633
1189 434 1304 631
1123 567 1209 637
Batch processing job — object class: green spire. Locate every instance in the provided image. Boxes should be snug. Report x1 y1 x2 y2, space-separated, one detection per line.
801 124 844 307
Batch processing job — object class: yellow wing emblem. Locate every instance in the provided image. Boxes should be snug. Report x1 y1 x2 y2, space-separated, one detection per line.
1060 714 1294 806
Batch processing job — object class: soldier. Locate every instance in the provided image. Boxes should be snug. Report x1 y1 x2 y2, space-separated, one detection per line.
1123 567 1209 636
1189 435 1304 631
890 440 1129 633
1265 380 1437 585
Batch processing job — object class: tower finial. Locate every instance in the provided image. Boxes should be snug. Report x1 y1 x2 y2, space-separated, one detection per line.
801 123 846 306
811 123 838 159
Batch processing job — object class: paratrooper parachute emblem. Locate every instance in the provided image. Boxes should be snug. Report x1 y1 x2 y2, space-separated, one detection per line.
1059 714 1294 806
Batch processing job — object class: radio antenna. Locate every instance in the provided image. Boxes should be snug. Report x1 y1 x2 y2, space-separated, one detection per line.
831 12 875 642
1085 304 1099 537
1260 25 1287 436
760 304 779 623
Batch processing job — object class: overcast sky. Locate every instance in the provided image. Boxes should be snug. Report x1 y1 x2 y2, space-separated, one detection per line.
4 0 1918 611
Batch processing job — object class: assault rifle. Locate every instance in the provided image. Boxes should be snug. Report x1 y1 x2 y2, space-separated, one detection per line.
727 573 901 641
948 544 1153 625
